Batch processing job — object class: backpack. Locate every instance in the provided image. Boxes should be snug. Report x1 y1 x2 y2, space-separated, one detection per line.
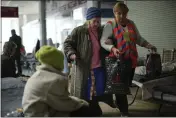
146 51 162 78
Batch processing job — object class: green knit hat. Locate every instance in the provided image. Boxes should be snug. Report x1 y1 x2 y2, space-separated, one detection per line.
35 45 64 71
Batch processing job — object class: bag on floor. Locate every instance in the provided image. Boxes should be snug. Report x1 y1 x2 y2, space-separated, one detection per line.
146 52 162 78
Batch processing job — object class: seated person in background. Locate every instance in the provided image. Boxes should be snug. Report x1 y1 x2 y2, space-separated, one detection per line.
1 41 18 78
22 46 93 117
47 38 55 47
20 45 26 65
56 43 70 75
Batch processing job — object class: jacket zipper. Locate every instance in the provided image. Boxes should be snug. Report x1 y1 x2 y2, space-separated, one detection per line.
87 34 93 70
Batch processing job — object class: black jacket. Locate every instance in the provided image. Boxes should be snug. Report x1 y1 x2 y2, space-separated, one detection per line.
9 34 22 56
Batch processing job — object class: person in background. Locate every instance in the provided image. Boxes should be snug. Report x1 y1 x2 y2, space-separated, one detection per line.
32 39 40 56
9 29 22 75
20 45 26 63
62 51 70 75
22 46 96 117
1 41 18 78
47 38 55 47
56 42 70 75
20 45 26 56
100 2 157 116
55 42 60 48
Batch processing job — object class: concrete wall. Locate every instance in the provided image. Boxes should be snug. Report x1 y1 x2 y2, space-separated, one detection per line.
127 1 176 57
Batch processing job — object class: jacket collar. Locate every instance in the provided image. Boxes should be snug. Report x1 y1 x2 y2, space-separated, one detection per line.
36 64 66 76
82 23 89 34
82 23 102 40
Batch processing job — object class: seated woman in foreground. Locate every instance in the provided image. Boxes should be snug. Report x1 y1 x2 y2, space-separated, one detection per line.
1 41 18 78
22 46 94 117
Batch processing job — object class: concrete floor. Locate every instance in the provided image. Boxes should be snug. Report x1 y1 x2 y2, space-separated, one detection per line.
100 87 176 117
6 69 175 117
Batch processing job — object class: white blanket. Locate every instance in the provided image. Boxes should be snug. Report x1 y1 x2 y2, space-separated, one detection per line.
135 61 176 75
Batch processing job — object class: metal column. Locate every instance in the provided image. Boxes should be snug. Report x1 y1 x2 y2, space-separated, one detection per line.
39 0 47 46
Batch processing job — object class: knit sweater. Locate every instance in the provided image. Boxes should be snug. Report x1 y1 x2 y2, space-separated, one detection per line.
100 19 148 52
88 28 101 69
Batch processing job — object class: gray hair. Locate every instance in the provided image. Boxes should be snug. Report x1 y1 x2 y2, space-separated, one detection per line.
3 41 17 56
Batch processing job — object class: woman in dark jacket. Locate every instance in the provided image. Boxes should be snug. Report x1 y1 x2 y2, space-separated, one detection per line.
1 41 17 78
64 7 115 116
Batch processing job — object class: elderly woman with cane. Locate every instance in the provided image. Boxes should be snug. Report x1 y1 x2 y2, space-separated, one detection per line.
100 2 157 116
64 7 113 116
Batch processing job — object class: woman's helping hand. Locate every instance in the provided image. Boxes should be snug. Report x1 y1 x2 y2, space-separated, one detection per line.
111 47 124 57
146 44 157 52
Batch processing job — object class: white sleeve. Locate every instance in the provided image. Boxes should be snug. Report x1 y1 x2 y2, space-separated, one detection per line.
100 23 114 52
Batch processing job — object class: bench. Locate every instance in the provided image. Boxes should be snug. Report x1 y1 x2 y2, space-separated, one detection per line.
152 85 176 115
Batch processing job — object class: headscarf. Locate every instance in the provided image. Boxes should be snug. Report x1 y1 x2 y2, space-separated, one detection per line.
86 7 101 20
35 45 64 71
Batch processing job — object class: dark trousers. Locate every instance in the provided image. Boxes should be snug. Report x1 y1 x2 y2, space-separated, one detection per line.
70 105 93 117
15 55 22 74
100 94 128 114
129 68 135 86
115 68 135 115
70 96 102 117
87 97 102 116
115 94 128 114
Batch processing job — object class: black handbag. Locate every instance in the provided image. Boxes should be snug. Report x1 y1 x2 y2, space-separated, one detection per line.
146 52 162 78
104 56 132 95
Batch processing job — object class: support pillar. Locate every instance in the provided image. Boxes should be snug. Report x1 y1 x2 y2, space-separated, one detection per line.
39 0 47 46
